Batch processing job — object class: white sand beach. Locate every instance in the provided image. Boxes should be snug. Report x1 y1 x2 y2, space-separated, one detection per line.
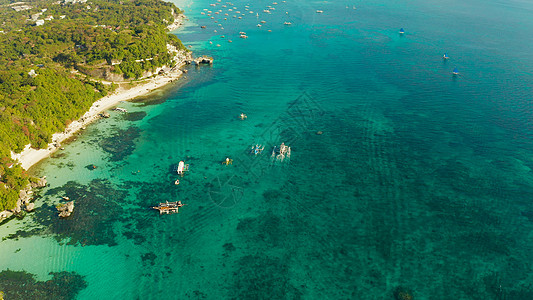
12 63 188 170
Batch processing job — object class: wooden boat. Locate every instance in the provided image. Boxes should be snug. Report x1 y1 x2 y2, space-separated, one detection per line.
271 142 291 161
152 201 185 214
251 144 265 155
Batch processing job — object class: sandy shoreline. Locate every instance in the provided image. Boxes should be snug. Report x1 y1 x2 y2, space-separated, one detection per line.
11 15 190 171
12 64 188 170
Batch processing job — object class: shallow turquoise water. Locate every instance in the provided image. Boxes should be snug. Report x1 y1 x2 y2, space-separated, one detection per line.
2 0 533 299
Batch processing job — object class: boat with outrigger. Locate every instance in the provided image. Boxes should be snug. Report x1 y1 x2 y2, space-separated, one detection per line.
452 67 459 75
171 160 189 185
250 144 265 155
271 142 291 161
152 200 185 214
172 160 190 176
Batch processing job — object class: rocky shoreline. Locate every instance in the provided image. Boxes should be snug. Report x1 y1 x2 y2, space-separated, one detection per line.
0 177 47 224
167 10 186 32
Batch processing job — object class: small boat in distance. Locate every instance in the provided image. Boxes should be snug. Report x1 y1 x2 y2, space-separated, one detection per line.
452 67 459 75
399 28 405 34
316 10 323 13
250 144 265 155
284 21 291 25
152 201 185 214
272 142 291 161
175 161 190 176
443 53 449 59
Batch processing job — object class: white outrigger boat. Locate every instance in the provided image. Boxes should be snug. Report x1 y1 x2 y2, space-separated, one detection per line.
173 161 190 176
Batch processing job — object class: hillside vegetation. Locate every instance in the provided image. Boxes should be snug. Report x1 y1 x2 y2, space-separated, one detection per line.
0 0 187 211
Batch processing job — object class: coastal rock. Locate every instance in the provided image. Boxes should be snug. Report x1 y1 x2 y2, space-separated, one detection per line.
30 176 47 188
57 201 75 218
7 179 44 218
185 55 214 65
14 198 22 213
103 69 124 82
0 211 13 220
26 202 35 212
141 69 156 78
19 189 28 199
80 65 125 82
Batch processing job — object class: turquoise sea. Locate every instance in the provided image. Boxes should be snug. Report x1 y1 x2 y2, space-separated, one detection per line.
2 0 533 298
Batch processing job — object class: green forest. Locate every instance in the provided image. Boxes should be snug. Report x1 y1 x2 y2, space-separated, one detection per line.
0 0 187 211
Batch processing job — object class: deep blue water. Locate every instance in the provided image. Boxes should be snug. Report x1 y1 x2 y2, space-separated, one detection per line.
1 0 533 298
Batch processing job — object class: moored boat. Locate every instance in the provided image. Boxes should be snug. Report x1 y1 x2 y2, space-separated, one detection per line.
152 201 185 214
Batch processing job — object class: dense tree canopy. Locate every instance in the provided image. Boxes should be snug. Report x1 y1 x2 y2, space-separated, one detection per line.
0 0 187 210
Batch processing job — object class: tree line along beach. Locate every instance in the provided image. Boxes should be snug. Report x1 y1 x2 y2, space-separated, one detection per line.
0 0 195 222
